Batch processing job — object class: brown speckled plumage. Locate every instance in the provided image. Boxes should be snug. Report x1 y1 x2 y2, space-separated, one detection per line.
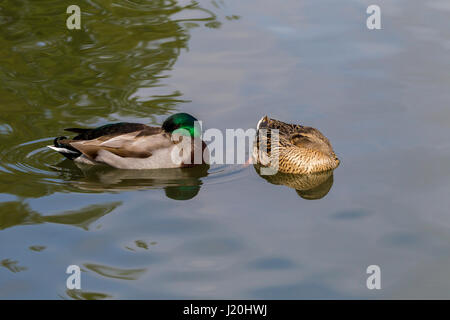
253 116 340 174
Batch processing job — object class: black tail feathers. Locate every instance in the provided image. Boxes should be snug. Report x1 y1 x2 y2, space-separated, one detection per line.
52 136 81 160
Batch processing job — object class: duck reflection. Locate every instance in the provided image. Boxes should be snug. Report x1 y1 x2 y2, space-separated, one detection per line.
51 160 209 200
253 164 335 200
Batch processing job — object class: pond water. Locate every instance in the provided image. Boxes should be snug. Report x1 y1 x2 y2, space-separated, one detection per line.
1 0 450 299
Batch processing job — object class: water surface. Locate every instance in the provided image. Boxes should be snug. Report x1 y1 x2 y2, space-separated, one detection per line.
1 0 450 299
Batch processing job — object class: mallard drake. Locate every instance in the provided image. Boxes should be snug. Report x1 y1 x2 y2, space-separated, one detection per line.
47 113 208 169
253 116 340 174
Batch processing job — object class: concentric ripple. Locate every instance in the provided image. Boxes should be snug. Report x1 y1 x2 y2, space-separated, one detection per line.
1 138 60 176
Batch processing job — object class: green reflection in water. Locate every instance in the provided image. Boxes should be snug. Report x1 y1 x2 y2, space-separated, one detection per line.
52 159 209 199
84 263 147 280
65 289 112 300
0 258 28 273
29 245 46 252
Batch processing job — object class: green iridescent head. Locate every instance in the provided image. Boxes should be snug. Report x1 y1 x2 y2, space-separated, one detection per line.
162 113 201 138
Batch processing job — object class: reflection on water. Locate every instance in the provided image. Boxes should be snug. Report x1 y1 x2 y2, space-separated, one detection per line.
51 160 209 200
29 245 46 252
0 0 223 199
254 164 334 200
65 290 112 300
0 200 121 230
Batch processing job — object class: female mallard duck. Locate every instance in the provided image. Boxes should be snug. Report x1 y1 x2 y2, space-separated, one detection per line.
47 113 207 169
253 116 340 174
